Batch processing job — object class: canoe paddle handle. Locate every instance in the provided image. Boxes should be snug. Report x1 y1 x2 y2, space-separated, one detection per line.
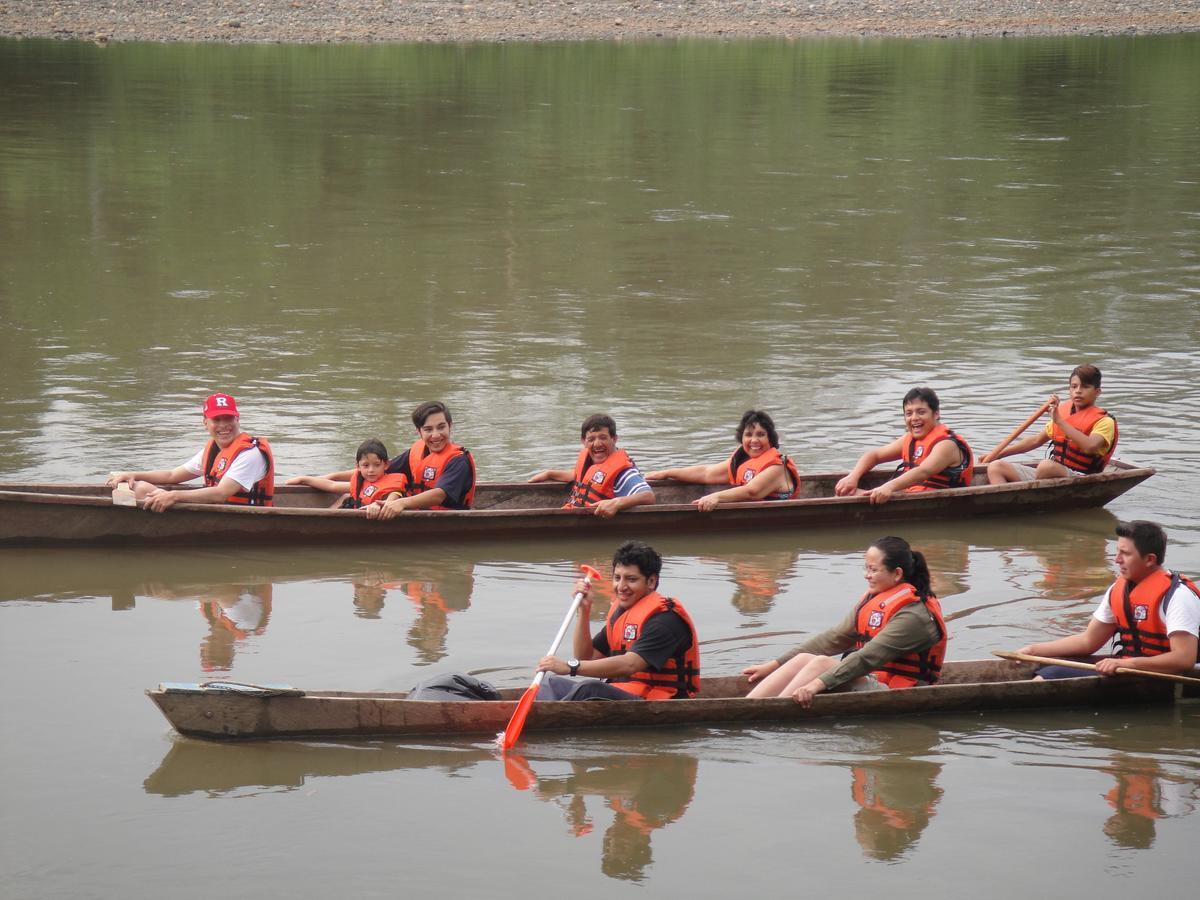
980 399 1054 464
499 564 603 750
993 650 1200 685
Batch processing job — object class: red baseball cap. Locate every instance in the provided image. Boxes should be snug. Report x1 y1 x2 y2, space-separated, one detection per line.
203 393 240 418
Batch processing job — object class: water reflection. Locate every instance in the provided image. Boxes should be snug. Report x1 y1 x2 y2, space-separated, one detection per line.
703 547 801 616
399 567 475 665
143 738 495 798
145 738 698 882
504 751 698 882
139 581 273 672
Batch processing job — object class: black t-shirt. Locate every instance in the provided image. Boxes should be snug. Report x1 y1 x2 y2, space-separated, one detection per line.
387 449 473 509
593 605 693 670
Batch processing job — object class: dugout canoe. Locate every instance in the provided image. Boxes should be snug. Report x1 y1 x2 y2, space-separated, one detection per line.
147 658 1180 741
0 460 1152 547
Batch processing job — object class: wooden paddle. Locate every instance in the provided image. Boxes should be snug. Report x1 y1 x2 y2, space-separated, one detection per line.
993 650 1200 685
979 399 1055 464
498 564 603 750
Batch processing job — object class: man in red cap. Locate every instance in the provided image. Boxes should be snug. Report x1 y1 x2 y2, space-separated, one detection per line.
106 393 275 512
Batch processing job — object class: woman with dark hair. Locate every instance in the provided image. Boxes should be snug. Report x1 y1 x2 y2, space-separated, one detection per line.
743 536 948 706
834 387 974 505
646 410 801 512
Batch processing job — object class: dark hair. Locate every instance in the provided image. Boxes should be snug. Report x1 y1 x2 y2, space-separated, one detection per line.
736 410 780 448
412 401 452 429
612 540 662 580
356 438 389 463
1115 520 1166 564
1071 364 1102 389
902 387 940 414
580 414 618 441
871 536 932 600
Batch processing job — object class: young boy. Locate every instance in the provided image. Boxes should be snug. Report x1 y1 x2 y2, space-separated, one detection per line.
528 414 656 518
833 387 974 505
285 439 408 509
987 364 1117 483
320 401 476 519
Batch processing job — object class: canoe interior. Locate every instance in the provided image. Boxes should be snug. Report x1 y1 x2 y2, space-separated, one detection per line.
0 460 1154 547
0 459 1149 510
146 658 1182 742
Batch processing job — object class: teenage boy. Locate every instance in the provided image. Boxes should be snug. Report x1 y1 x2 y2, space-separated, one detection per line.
833 387 974 505
987 364 1117 483
1018 521 1200 679
106 393 274 512
363 401 476 519
537 541 700 701
528 414 655 518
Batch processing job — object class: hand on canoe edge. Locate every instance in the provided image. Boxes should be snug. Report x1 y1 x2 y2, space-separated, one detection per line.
106 471 137 488
833 475 859 496
742 660 780 684
791 678 826 708
142 488 181 513
864 482 896 505
366 497 406 520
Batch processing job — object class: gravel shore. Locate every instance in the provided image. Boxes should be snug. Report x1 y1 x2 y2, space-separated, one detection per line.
3 0 1199 44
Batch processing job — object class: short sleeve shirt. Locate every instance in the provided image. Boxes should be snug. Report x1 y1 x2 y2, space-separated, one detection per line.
612 465 652 499
184 446 268 491
1043 415 1116 455
1093 575 1200 638
593 606 693 670
386 449 473 509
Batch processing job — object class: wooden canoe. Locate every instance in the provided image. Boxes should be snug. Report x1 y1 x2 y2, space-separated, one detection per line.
146 658 1179 741
0 459 1153 547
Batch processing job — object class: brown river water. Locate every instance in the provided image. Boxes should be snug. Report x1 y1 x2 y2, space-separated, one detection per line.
1 34 1199 897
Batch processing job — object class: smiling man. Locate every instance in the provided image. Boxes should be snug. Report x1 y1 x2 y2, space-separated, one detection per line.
833 387 974 505
537 541 700 702
1017 521 1200 679
106 393 274 512
528 413 655 518
364 400 476 520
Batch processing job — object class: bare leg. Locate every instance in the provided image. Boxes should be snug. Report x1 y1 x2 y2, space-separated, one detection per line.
987 460 1022 484
747 653 819 698
779 655 841 695
1034 459 1072 479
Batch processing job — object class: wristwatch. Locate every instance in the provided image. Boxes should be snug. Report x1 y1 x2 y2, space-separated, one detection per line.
568 658 580 677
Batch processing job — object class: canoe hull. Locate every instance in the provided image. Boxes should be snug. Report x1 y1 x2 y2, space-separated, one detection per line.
147 660 1178 741
0 461 1153 547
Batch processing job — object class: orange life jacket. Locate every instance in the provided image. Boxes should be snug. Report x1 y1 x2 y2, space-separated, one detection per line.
404 581 452 614
202 433 274 506
565 447 637 508
851 767 923 829
604 591 700 700
727 446 801 500
897 423 973 491
1106 772 1163 820
1110 569 1200 659
346 471 410 508
1049 403 1117 474
404 439 476 509
851 583 947 688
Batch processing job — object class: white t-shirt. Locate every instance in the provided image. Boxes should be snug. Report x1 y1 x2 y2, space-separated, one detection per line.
184 445 269 491
1093 573 1200 638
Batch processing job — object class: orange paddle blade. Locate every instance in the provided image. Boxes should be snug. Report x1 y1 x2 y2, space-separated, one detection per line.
502 752 537 790
500 684 539 750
